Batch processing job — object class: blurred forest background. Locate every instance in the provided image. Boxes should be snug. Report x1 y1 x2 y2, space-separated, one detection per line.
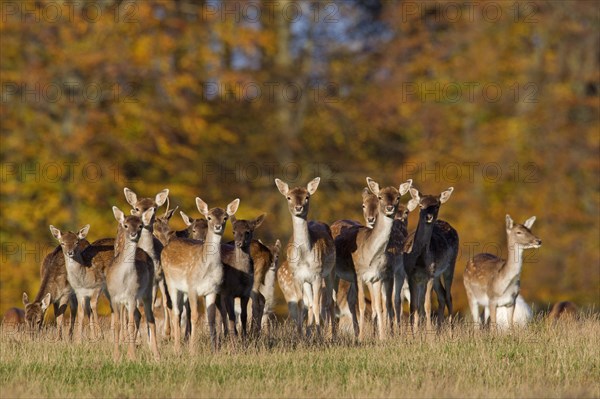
1 0 598 317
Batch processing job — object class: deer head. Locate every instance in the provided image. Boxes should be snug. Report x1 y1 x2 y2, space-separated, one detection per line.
366 178 413 219
275 177 320 219
22 292 51 331
230 214 266 248
49 225 90 258
506 215 542 249
112 206 155 242
196 198 239 236
123 187 169 221
362 187 379 228
407 186 454 225
180 211 209 241
269 239 282 271
153 206 179 245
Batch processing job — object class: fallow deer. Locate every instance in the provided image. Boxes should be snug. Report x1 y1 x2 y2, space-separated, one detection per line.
260 239 281 333
463 214 541 329
123 188 170 337
3 307 25 333
548 301 578 321
50 225 113 342
219 213 265 338
276 259 304 325
161 198 239 352
403 186 458 331
22 244 79 339
275 177 336 337
180 211 209 242
107 206 160 361
496 294 532 329
153 206 183 246
334 178 412 340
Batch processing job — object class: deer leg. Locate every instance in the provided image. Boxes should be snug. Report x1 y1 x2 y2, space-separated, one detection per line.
489 302 498 329
171 290 182 352
371 280 385 340
467 293 480 329
443 268 454 323
433 278 447 327
505 304 515 327
111 303 121 362
75 295 86 343
126 301 136 361
312 278 322 336
393 271 404 328
240 296 250 339
347 282 359 337
251 290 264 337
224 295 237 338
424 278 434 332
382 277 394 335
188 291 199 354
357 280 366 341
142 294 160 361
324 273 336 339
67 294 77 341
205 293 218 352
159 279 171 338
55 298 68 341
303 282 314 336
90 289 102 340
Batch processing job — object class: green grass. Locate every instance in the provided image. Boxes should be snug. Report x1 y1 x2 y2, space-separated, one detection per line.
1 316 599 398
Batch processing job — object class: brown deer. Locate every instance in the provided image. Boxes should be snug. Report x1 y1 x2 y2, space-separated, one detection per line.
334 178 412 340
123 188 170 337
153 206 183 246
161 198 239 352
49 225 113 342
404 187 458 331
548 301 578 321
22 244 79 339
275 177 336 337
219 213 265 338
463 214 541 329
180 211 209 242
107 206 160 361
3 307 25 334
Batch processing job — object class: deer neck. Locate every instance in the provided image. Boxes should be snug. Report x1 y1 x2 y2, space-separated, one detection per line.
411 217 435 256
202 229 223 264
234 244 253 273
63 251 85 274
362 211 394 256
114 238 138 270
500 235 525 281
138 225 155 255
291 215 311 250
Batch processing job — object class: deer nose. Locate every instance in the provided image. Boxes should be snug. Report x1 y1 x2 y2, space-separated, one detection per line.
386 205 394 212
367 217 375 225
295 206 303 213
67 250 74 257
426 214 434 223
214 225 223 233
537 239 542 245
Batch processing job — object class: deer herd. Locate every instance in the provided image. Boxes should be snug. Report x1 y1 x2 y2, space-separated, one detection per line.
5 176 574 362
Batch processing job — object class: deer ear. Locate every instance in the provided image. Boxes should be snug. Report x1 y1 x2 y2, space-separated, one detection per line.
252 213 266 229
399 179 413 196
506 214 514 230
407 198 420 212
366 177 380 195
49 225 61 240
77 225 90 240
180 211 193 226
274 239 282 252
123 188 138 206
409 188 420 201
142 207 155 226
226 199 240 216
196 198 209 216
41 293 52 311
524 216 536 229
22 292 30 306
439 187 454 204
307 177 320 195
275 178 289 196
155 189 169 207
112 206 125 224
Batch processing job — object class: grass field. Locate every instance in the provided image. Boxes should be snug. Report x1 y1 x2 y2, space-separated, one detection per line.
1 315 599 398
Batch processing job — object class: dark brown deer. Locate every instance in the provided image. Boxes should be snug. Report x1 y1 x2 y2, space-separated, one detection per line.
403 186 458 331
463 214 541 329
275 177 336 337
161 198 239 352
22 244 79 339
219 214 265 338
548 301 578 321
107 206 160 361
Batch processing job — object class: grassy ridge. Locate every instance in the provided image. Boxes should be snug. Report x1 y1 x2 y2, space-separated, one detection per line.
1 317 599 398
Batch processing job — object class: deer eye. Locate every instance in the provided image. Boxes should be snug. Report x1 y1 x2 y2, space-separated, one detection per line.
362 205 366 208
208 216 212 221
517 231 522 235
224 216 228 221
124 224 128 229
305 196 309 201
286 196 291 201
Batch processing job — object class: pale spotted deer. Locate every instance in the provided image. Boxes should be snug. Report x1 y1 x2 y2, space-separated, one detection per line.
334 178 412 340
22 244 79 339
404 187 458 331
275 177 336 337
123 188 170 337
463 214 541 329
107 206 160 361
161 198 239 352
50 225 113 342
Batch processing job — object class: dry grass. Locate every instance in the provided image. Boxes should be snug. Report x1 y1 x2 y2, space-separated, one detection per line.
0 314 599 399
